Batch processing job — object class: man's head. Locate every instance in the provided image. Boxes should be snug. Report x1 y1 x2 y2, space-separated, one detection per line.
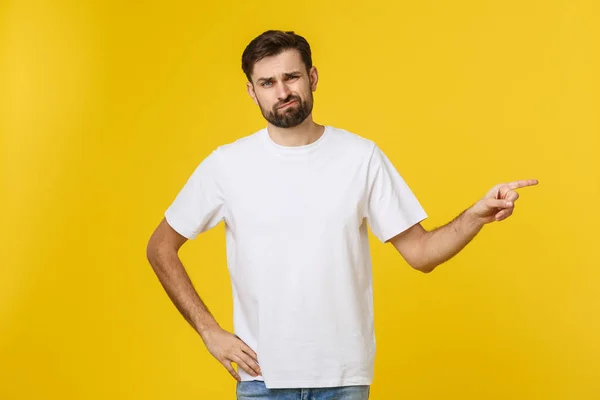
242 30 318 128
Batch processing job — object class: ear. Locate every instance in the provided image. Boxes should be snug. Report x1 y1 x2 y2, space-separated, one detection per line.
309 66 319 92
246 81 259 105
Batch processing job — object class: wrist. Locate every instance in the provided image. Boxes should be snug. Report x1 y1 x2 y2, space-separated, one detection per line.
196 318 221 340
464 206 486 230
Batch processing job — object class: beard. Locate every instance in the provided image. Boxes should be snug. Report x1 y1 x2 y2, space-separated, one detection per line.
258 91 314 129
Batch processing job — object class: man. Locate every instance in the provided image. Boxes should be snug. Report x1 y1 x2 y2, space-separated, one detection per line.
146 30 538 400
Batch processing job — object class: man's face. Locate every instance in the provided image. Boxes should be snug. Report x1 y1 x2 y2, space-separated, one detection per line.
247 49 318 128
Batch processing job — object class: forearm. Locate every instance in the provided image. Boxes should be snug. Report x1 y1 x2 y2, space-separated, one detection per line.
147 247 220 338
418 206 484 272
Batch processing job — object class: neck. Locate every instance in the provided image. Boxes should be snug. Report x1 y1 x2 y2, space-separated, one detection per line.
267 116 325 147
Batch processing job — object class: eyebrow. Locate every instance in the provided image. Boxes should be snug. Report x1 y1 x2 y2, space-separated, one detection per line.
256 71 303 83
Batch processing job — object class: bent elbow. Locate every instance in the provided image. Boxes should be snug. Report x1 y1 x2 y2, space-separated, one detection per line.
412 261 436 274
146 233 167 266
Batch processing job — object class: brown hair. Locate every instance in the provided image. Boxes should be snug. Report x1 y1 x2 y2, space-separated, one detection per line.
241 30 313 83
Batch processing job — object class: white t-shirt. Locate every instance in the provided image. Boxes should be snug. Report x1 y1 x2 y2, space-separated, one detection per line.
164 125 428 389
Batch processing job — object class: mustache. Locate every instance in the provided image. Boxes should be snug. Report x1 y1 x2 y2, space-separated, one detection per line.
275 95 301 109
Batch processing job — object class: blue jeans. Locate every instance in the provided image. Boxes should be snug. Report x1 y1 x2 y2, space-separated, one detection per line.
236 380 370 400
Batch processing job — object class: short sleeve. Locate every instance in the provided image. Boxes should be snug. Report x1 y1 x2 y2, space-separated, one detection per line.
365 144 428 243
164 148 225 239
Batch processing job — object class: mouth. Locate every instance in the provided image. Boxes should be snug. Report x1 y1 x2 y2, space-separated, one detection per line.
277 99 298 109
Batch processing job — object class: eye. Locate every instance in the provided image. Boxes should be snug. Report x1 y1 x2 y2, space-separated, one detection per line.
286 75 299 81
261 81 273 87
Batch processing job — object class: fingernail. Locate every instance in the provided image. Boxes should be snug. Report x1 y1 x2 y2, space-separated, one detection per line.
506 202 513 207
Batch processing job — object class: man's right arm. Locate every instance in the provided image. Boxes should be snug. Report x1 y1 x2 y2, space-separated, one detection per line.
146 218 261 380
146 218 220 335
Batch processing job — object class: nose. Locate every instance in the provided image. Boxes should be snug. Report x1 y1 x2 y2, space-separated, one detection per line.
275 81 292 101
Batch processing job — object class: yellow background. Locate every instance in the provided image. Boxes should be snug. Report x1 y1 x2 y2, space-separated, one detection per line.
1 0 598 398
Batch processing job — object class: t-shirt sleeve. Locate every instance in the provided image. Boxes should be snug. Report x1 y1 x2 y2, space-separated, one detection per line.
164 148 226 239
365 144 428 243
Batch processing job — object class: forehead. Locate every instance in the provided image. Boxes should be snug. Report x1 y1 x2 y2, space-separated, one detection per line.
252 49 305 80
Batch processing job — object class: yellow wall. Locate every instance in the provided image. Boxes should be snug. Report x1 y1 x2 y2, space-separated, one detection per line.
1 0 598 398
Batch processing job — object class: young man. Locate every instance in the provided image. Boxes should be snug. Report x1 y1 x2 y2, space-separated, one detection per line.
146 30 538 399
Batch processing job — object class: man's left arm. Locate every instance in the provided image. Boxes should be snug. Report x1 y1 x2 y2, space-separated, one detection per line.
389 179 539 273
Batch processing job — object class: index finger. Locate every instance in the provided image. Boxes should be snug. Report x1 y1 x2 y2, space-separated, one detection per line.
506 179 539 190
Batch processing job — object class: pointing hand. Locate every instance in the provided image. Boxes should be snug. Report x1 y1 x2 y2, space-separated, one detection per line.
470 179 539 224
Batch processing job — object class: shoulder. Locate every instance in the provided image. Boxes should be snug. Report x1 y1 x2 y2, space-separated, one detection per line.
210 128 265 162
326 125 379 157
183 130 264 180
